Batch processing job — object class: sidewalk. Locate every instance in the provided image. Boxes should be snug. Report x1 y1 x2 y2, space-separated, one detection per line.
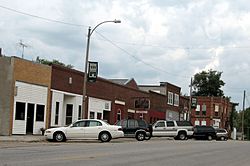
0 135 46 142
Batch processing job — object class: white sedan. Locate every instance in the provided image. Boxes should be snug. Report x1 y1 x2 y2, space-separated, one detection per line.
44 119 124 142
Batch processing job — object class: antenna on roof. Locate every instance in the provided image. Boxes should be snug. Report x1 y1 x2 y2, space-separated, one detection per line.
18 40 28 59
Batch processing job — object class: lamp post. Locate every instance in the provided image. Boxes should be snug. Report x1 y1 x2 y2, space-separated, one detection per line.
82 20 121 119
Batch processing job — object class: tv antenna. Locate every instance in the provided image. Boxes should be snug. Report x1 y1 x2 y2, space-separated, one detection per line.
18 40 28 59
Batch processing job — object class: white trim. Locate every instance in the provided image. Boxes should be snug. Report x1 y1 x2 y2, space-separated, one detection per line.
51 89 82 97
128 109 135 113
136 110 148 114
115 100 125 105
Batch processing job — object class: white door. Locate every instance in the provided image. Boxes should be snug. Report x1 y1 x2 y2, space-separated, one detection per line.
66 121 85 139
84 120 103 139
165 121 176 136
152 121 166 136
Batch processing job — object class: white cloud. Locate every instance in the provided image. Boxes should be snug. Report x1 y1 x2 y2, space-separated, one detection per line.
0 0 250 110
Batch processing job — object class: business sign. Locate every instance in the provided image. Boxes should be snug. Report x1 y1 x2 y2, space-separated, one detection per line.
88 61 98 82
191 97 197 109
134 98 150 110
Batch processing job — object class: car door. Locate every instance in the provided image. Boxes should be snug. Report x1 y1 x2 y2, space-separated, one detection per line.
84 120 103 139
66 121 85 139
165 121 176 136
127 119 139 137
152 121 166 136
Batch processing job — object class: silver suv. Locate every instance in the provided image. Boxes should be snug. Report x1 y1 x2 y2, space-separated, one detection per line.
215 128 228 141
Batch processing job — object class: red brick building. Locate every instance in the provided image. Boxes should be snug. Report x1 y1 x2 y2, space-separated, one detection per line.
139 82 181 121
50 66 168 126
191 96 233 129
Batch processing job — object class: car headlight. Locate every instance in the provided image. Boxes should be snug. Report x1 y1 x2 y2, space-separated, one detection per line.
45 130 52 133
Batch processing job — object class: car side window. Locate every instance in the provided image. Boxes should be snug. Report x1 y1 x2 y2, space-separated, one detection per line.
166 121 175 127
87 121 102 127
72 121 85 127
156 121 165 127
138 120 146 127
128 119 138 128
116 121 121 126
121 120 127 127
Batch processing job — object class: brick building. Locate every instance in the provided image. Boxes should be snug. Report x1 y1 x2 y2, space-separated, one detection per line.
139 82 181 121
3 56 226 136
50 66 168 127
191 96 233 129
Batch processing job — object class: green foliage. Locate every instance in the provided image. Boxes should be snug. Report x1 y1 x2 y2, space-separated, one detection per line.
192 69 225 96
35 56 73 69
237 107 250 139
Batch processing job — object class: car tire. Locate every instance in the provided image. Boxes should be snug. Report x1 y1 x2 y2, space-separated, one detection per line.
53 132 66 142
207 135 213 141
178 132 187 140
220 136 225 141
144 134 152 140
99 132 111 142
136 132 145 141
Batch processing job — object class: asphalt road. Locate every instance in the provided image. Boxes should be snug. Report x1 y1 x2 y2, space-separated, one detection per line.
0 138 249 166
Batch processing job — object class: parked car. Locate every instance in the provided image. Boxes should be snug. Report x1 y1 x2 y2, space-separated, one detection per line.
152 120 194 140
215 128 228 141
44 119 124 142
193 126 216 140
116 119 152 141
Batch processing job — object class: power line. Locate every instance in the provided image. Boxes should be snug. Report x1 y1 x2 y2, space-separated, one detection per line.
0 4 87 27
2 4 250 51
95 31 189 79
92 37 250 50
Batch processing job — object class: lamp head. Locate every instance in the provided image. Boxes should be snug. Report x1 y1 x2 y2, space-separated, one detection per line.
114 19 121 23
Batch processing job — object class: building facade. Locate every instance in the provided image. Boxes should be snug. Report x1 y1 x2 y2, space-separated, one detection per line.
191 96 233 129
139 82 181 121
0 56 51 135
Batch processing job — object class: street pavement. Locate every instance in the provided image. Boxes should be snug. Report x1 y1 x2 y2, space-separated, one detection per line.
0 138 250 166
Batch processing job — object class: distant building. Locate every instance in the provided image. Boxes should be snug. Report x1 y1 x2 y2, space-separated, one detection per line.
191 96 235 129
139 82 181 121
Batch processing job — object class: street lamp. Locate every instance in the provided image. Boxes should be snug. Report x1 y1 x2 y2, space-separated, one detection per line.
82 20 121 118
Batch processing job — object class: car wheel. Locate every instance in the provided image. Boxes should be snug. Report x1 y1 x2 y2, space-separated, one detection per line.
178 132 187 140
144 134 152 140
207 135 213 141
99 132 111 142
53 132 66 142
136 132 145 141
220 136 225 141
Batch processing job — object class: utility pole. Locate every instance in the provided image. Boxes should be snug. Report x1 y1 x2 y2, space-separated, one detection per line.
242 90 246 140
188 77 193 121
19 40 28 59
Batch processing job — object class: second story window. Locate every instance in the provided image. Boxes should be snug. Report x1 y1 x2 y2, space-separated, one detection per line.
195 105 200 115
174 94 179 106
202 104 206 116
214 105 219 116
168 92 173 105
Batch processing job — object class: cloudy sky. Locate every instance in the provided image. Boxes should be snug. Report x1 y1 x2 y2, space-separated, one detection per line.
0 0 250 110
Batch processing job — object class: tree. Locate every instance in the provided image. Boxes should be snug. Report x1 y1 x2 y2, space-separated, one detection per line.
192 70 225 96
238 107 250 140
35 56 74 69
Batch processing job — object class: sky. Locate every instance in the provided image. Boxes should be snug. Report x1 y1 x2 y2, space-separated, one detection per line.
0 0 250 110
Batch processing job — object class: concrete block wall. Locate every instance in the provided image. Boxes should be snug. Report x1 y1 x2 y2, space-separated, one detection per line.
0 56 14 135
